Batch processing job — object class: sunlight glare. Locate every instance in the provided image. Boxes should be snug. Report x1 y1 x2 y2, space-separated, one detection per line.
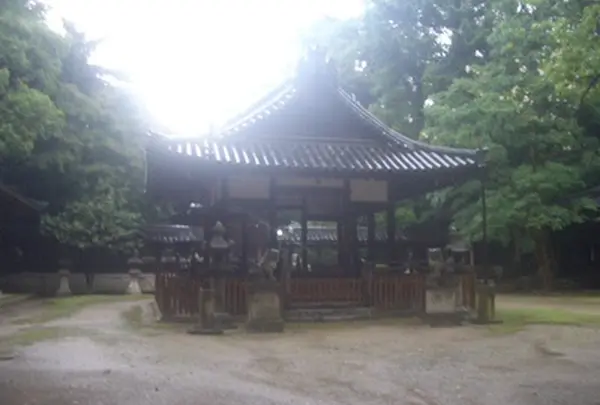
45 0 365 135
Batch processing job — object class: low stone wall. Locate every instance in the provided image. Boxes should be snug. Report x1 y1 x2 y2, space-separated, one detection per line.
69 274 88 294
0 272 156 295
0 273 58 296
91 274 130 294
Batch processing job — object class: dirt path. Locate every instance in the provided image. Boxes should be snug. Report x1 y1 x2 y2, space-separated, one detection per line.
1 300 600 404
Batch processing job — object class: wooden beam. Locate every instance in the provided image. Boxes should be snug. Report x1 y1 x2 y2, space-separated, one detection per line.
386 203 396 263
241 214 248 275
268 177 277 246
301 196 308 272
367 213 375 262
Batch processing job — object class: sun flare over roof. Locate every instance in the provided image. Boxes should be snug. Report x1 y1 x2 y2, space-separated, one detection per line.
46 0 365 136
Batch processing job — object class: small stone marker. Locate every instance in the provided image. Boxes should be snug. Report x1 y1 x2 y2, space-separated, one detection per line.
56 269 72 296
189 288 224 335
127 252 144 295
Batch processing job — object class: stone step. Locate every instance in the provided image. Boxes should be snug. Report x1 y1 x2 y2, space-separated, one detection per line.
285 306 373 322
287 301 363 309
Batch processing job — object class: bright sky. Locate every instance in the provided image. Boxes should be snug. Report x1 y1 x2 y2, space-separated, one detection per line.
45 0 364 135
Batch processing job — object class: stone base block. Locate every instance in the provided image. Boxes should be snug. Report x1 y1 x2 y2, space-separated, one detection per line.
246 281 284 333
425 288 459 315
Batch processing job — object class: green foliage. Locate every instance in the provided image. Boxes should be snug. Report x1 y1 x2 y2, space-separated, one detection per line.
0 2 155 251
312 0 600 288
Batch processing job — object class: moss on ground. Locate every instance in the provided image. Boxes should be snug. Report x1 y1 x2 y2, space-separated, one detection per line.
12 294 152 325
0 326 86 352
489 307 600 335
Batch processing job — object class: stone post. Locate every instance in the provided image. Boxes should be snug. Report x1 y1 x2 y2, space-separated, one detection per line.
56 258 72 296
472 280 502 324
127 253 144 295
188 287 223 335
208 221 235 329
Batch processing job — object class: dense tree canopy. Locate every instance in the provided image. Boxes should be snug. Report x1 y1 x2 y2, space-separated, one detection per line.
0 0 152 251
310 0 600 289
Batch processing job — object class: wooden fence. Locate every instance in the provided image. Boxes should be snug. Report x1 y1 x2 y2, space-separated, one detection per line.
154 272 477 320
287 278 364 305
371 274 425 311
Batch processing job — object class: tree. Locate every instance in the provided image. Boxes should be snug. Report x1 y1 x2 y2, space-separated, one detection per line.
0 1 153 252
0 0 65 162
425 0 600 289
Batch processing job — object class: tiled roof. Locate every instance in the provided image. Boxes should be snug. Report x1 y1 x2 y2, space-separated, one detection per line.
277 224 404 244
147 50 483 175
157 137 477 174
140 225 204 244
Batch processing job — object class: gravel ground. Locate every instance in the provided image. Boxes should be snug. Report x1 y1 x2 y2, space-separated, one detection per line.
1 300 600 405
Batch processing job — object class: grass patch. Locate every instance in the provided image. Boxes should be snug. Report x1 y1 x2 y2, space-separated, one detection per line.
489 307 600 335
500 293 600 306
0 294 33 309
0 326 85 350
12 294 152 325
285 316 423 333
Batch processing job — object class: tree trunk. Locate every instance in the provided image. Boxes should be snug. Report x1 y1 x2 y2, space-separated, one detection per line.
533 230 554 291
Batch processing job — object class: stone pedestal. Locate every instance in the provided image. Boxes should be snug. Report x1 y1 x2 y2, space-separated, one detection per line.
56 269 72 296
472 282 502 324
425 288 459 314
246 281 284 333
189 288 223 335
127 269 143 295
424 274 465 325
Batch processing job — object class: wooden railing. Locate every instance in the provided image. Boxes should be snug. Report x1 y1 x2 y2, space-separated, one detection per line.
155 272 201 319
224 278 247 316
288 277 364 304
155 274 248 319
371 274 425 311
155 271 478 320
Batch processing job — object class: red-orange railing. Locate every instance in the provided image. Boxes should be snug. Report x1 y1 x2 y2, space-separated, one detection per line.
371 273 425 311
155 272 201 319
154 271 477 320
288 278 364 304
224 278 247 316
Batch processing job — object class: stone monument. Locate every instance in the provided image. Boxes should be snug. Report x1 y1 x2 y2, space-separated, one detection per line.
56 258 72 296
424 248 466 325
246 248 284 333
127 251 144 295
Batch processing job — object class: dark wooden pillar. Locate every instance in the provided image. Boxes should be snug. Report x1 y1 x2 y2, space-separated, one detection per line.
268 177 277 247
301 196 308 272
341 180 352 272
337 221 344 266
241 214 248 274
349 214 359 275
386 203 396 263
367 212 376 262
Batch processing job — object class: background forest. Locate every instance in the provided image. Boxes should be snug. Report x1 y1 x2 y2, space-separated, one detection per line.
2 0 600 289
